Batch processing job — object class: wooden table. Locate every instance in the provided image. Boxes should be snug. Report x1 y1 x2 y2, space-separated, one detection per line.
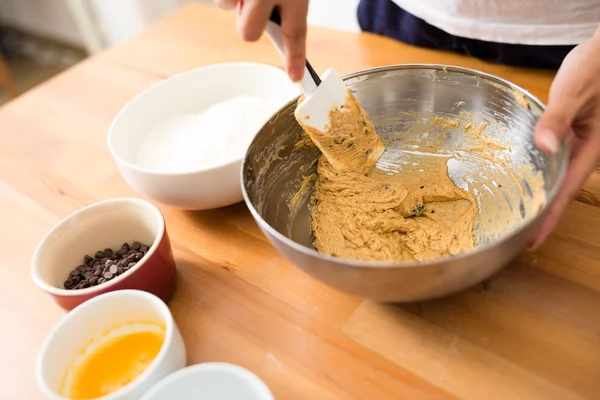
2 4 600 399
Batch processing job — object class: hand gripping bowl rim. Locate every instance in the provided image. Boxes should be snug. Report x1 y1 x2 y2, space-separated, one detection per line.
241 63 568 269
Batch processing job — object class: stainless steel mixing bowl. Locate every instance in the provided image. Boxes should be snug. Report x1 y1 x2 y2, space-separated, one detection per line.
241 65 567 302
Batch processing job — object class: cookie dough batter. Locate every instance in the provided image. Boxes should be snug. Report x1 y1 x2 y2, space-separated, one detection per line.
301 92 478 262
298 90 385 174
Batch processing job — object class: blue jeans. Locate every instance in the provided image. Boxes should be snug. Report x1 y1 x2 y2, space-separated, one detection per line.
357 0 575 69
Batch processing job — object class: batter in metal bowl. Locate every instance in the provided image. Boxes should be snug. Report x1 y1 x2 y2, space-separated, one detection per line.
298 92 477 262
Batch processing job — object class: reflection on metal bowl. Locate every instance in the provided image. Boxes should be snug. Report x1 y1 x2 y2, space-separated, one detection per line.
242 65 567 302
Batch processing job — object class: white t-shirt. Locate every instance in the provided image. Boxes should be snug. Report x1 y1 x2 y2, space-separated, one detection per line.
391 0 600 45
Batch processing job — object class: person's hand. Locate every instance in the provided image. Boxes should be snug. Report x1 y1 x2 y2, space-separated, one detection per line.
215 0 309 82
531 31 600 249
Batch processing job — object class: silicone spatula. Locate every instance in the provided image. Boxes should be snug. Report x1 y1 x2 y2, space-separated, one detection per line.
265 9 346 128
265 10 385 173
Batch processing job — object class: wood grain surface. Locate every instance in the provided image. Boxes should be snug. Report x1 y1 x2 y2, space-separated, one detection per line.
1 4 599 399
0 53 19 99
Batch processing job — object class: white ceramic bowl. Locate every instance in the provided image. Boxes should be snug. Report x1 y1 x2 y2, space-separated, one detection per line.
36 290 186 400
108 62 300 210
140 363 274 400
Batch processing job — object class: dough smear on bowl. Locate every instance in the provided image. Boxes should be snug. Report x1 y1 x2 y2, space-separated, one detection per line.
295 91 478 262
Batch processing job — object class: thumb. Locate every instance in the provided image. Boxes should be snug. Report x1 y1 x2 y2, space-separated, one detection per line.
534 84 580 154
534 100 577 154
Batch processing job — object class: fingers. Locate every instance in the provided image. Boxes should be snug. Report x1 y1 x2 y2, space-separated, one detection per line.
215 0 237 10
237 0 274 42
529 134 600 250
534 46 588 154
534 84 583 155
218 0 309 82
279 1 309 82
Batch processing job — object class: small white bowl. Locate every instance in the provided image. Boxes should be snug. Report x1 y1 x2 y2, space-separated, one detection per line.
36 290 186 400
108 62 300 210
140 363 274 400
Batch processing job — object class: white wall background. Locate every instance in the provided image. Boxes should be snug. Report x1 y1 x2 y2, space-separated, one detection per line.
0 0 360 52
308 0 360 32
0 0 83 45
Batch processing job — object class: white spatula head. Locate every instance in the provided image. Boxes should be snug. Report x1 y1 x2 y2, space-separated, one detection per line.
294 68 348 133
295 68 385 174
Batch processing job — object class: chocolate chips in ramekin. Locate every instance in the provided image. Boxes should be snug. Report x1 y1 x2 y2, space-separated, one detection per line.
63 242 150 290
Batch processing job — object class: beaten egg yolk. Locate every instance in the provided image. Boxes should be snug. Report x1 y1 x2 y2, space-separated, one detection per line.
68 330 164 399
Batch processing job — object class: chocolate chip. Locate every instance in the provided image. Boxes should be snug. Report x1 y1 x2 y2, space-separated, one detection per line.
64 242 150 290
412 204 424 216
420 186 424 189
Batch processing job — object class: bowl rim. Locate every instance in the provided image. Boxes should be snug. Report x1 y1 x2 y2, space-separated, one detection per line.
30 197 165 296
241 63 569 269
139 362 275 400
107 61 300 177
35 290 176 400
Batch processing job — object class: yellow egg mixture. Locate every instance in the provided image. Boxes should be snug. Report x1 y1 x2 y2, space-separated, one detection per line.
63 326 165 399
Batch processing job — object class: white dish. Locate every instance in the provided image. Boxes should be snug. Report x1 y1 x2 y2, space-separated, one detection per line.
108 62 300 210
36 290 186 400
140 363 274 400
